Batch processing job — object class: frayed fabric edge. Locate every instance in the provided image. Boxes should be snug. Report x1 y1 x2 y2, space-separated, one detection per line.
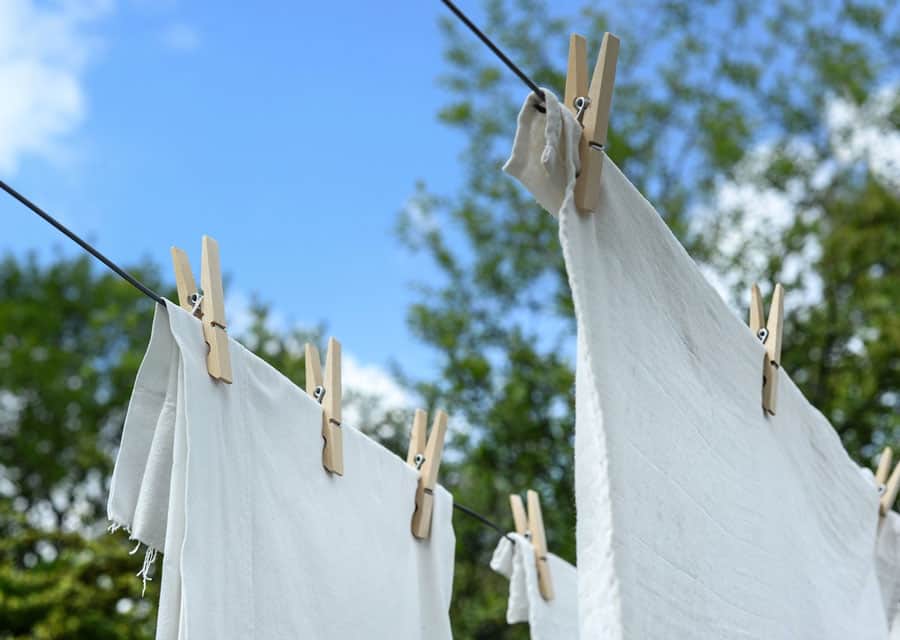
108 520 160 598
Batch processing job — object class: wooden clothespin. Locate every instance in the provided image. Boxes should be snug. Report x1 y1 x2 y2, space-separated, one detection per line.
564 32 620 213
169 236 232 383
305 338 343 475
749 283 784 415
408 409 448 540
877 447 900 516
510 493 528 536
171 247 199 314
509 490 554 601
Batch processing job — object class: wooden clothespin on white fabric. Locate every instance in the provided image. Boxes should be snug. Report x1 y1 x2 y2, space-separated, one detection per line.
305 339 343 475
169 236 232 383
171 247 199 314
877 447 900 516
408 409 448 540
509 490 554 601
749 283 784 415
564 32 620 214
510 493 529 535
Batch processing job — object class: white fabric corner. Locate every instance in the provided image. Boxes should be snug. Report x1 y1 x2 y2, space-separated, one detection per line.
108 307 178 551
490 533 579 639
109 301 455 639
506 90 889 639
502 90 581 217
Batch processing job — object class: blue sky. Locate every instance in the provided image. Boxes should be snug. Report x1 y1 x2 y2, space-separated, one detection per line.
4 1 896 405
1 0 551 381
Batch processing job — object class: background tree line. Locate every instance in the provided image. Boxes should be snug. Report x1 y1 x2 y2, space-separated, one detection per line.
1 0 897 637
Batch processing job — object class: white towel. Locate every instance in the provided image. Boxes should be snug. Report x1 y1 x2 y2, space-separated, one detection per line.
490 533 579 639
108 301 455 640
504 90 888 639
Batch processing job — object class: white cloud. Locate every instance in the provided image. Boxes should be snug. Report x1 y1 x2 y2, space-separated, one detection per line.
342 353 412 429
695 171 826 311
692 85 899 311
130 0 178 12
225 289 290 338
827 85 900 190
343 354 411 409
697 262 735 306
224 290 411 428
0 0 112 173
402 192 437 235
690 146 809 307
160 22 200 52
225 289 254 336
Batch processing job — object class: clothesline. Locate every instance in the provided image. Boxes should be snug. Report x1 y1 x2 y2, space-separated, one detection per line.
0 180 165 304
0 177 513 546
439 0 545 104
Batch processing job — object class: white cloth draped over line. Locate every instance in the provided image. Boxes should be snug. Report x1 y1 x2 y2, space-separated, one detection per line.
504 89 888 640
109 302 455 640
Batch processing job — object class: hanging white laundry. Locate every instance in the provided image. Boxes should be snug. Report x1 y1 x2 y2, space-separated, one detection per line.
504 89 888 639
857 467 900 637
108 301 455 640
490 533 578 639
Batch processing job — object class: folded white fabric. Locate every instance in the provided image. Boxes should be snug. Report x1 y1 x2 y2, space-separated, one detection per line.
505 90 888 639
490 533 578 639
108 301 455 640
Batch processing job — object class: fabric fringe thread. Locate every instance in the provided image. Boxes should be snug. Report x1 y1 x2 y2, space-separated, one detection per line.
136 546 159 597
108 520 158 598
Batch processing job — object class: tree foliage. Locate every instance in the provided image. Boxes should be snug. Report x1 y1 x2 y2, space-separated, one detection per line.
0 254 162 639
0 505 157 640
0 253 161 529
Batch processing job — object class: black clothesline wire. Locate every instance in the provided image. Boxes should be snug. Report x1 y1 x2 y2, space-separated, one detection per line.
1 180 165 305
440 0 539 543
454 502 514 542
440 0 546 104
0 177 514 545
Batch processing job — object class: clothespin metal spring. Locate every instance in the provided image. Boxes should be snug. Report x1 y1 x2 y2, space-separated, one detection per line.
573 95 591 124
189 290 204 318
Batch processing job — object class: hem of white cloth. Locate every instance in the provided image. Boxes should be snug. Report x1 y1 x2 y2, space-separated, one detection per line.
108 520 161 598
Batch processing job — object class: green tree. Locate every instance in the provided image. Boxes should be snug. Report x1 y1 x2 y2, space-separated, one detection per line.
399 0 898 636
0 253 163 639
0 504 158 640
0 253 161 529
